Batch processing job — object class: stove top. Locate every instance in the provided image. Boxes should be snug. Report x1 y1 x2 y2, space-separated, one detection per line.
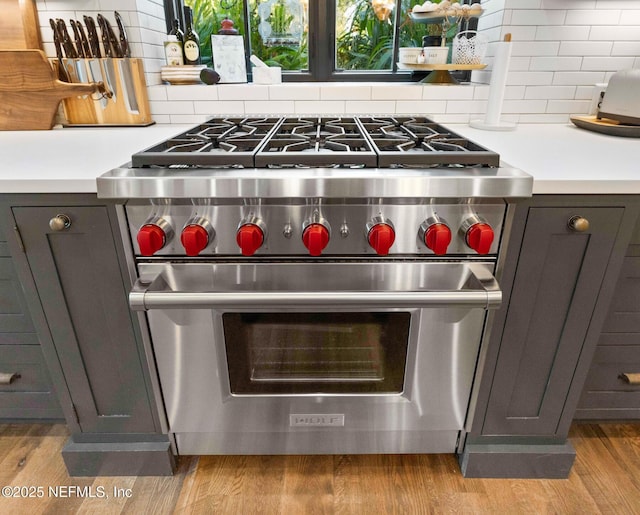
131 116 500 169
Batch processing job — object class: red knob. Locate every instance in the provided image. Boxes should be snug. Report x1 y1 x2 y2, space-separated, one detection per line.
137 224 166 256
368 223 395 256
424 223 452 255
466 223 494 255
181 224 209 256
236 224 264 256
303 224 330 256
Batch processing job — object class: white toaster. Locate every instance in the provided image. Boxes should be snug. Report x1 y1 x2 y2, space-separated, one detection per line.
598 69 640 125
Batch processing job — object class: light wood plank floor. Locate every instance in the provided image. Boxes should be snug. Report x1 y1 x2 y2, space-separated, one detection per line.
0 423 639 514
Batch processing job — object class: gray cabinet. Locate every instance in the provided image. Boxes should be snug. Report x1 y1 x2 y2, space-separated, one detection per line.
0 219 62 420
576 215 640 420
1 194 173 476
461 195 640 478
12 205 156 433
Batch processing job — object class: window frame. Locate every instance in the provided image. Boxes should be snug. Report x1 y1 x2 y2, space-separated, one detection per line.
165 0 478 83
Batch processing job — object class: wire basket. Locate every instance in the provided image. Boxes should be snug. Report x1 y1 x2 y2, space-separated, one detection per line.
452 31 488 65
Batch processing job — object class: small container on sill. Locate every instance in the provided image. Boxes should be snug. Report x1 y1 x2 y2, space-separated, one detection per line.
423 46 448 65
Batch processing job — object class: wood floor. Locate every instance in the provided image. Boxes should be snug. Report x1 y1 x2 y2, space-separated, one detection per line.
0 423 639 514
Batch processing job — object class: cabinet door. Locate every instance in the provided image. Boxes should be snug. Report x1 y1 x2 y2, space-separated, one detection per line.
482 207 623 436
13 206 155 433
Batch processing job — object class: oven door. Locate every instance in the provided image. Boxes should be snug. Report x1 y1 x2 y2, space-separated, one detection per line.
132 261 500 455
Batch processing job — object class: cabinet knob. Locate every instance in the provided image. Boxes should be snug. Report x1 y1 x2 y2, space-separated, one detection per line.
619 373 640 385
0 372 20 385
49 214 72 231
568 215 589 232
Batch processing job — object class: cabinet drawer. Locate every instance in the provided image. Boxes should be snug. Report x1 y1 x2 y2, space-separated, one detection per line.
578 345 640 414
601 257 640 334
0 345 62 419
0 345 53 392
0 256 36 335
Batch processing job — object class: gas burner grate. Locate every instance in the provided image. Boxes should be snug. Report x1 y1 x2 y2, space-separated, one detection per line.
130 115 500 169
254 117 378 168
131 117 283 168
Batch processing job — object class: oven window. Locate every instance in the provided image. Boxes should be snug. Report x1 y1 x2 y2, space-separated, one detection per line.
223 313 410 394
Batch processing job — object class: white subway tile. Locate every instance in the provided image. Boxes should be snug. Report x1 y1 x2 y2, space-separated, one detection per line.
581 56 636 71
217 85 269 101
150 101 194 115
530 57 582 71
612 41 640 56
321 86 372 101
445 100 488 114
507 71 554 85
575 85 601 100
504 0 541 9
423 85 474 100
98 0 136 10
518 113 571 123
193 101 245 115
395 101 447 114
499 26 537 41
507 56 533 71
244 101 296 115
167 85 219 101
511 41 560 56
152 115 171 124
553 71 607 85
536 26 590 40
559 41 613 56
596 0 640 7
432 114 473 124
510 10 567 25
295 101 345 115
147 85 168 101
269 85 321 101
371 85 422 100
590 26 640 40
481 10 508 31
524 85 576 99
505 86 527 99
501 99 547 113
624 10 640 24
538 0 595 8
344 101 395 114
565 10 621 25
482 0 508 16
546 100 590 113
169 115 210 124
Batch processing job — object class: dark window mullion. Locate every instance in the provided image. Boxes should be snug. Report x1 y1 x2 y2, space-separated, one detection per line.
391 0 404 72
312 0 334 81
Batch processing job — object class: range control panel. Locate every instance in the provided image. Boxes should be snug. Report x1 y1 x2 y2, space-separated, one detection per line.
126 200 506 258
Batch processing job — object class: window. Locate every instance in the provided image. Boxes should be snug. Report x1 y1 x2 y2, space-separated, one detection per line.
165 0 478 82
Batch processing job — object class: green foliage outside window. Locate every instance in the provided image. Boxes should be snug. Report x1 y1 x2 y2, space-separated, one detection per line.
185 0 458 73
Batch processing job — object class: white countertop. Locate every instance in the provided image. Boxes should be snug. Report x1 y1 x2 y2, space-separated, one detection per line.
452 123 639 195
0 122 637 195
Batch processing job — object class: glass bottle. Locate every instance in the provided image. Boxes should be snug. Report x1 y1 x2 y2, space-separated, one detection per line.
183 6 201 65
169 18 184 44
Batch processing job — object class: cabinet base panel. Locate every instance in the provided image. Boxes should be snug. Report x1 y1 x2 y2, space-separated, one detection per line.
62 435 175 476
459 442 576 478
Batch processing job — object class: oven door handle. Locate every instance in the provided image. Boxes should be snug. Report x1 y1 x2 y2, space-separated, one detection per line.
129 264 501 311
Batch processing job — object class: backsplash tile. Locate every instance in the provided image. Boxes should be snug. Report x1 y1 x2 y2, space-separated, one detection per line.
35 0 640 124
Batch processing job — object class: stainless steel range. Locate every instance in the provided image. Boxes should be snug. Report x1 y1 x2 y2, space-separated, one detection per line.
98 116 532 455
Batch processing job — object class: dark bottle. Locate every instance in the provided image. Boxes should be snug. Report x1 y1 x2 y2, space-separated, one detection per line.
183 6 201 65
169 18 184 43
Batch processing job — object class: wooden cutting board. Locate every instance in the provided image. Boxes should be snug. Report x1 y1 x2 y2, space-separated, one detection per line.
0 50 103 130
0 0 42 49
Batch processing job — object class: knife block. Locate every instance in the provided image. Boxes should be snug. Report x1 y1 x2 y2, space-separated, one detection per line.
0 50 102 130
60 57 153 126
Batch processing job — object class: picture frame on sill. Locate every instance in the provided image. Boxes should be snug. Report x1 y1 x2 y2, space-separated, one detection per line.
211 35 248 83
